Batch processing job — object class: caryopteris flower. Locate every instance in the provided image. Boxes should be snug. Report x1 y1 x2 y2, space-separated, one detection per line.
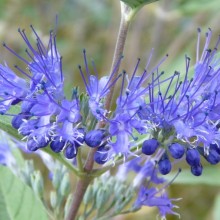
1 20 220 220
136 29 220 176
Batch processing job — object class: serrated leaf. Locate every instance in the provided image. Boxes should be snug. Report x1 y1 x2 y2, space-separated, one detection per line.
120 0 159 9
166 166 220 186
0 166 48 220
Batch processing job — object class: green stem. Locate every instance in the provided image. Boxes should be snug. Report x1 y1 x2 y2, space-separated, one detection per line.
66 3 135 220
104 2 134 111
77 148 84 172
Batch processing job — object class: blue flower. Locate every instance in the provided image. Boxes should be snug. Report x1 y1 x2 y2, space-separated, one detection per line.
107 113 137 157
135 29 220 175
85 129 105 148
142 138 159 155
0 25 85 159
168 143 185 159
134 187 180 219
0 64 28 113
94 145 109 164
158 153 172 175
79 50 123 119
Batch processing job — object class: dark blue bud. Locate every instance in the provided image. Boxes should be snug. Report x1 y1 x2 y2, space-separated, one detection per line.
158 154 172 175
205 149 220 165
201 144 220 165
50 137 65 153
11 98 22 105
27 138 48 151
142 138 159 155
168 143 185 159
94 146 108 164
64 143 78 159
210 144 220 155
186 148 200 166
85 129 105 148
191 164 203 176
27 139 39 151
11 114 26 129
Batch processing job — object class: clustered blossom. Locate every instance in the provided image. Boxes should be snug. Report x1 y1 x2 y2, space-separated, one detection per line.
137 28 220 176
1 26 84 159
1 25 220 219
116 153 181 219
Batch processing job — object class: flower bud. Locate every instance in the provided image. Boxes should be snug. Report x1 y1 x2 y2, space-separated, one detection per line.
186 148 200 166
94 146 108 164
31 171 44 198
168 143 185 159
83 185 94 205
191 164 203 176
11 114 27 129
158 153 172 175
50 191 57 209
85 129 105 148
95 188 108 209
64 143 78 159
205 148 220 164
142 138 159 155
60 173 70 196
50 137 65 153
27 139 39 151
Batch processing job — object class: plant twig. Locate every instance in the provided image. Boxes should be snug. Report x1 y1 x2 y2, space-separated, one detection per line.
66 3 134 220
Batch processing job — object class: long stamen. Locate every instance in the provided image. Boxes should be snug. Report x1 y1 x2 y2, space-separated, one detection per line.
53 35 59 60
59 56 64 83
171 78 193 115
145 48 154 70
143 54 168 84
190 66 212 98
196 28 201 63
0 72 25 90
3 43 29 65
201 29 212 62
83 49 90 81
165 81 182 117
119 71 126 106
102 55 123 93
163 71 179 100
128 58 140 90
101 73 122 96
18 28 36 54
78 65 91 95
30 25 47 52
91 60 99 95
182 56 190 93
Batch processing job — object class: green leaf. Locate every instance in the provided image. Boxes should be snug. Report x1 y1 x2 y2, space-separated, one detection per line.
0 166 48 220
166 166 220 186
0 105 22 140
120 0 159 9
213 193 220 220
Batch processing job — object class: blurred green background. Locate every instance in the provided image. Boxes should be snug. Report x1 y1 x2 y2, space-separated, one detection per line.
1 0 220 219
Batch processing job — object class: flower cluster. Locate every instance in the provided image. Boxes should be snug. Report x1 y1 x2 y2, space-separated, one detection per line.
1 26 220 175
0 27 85 159
138 29 220 176
1 24 220 219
